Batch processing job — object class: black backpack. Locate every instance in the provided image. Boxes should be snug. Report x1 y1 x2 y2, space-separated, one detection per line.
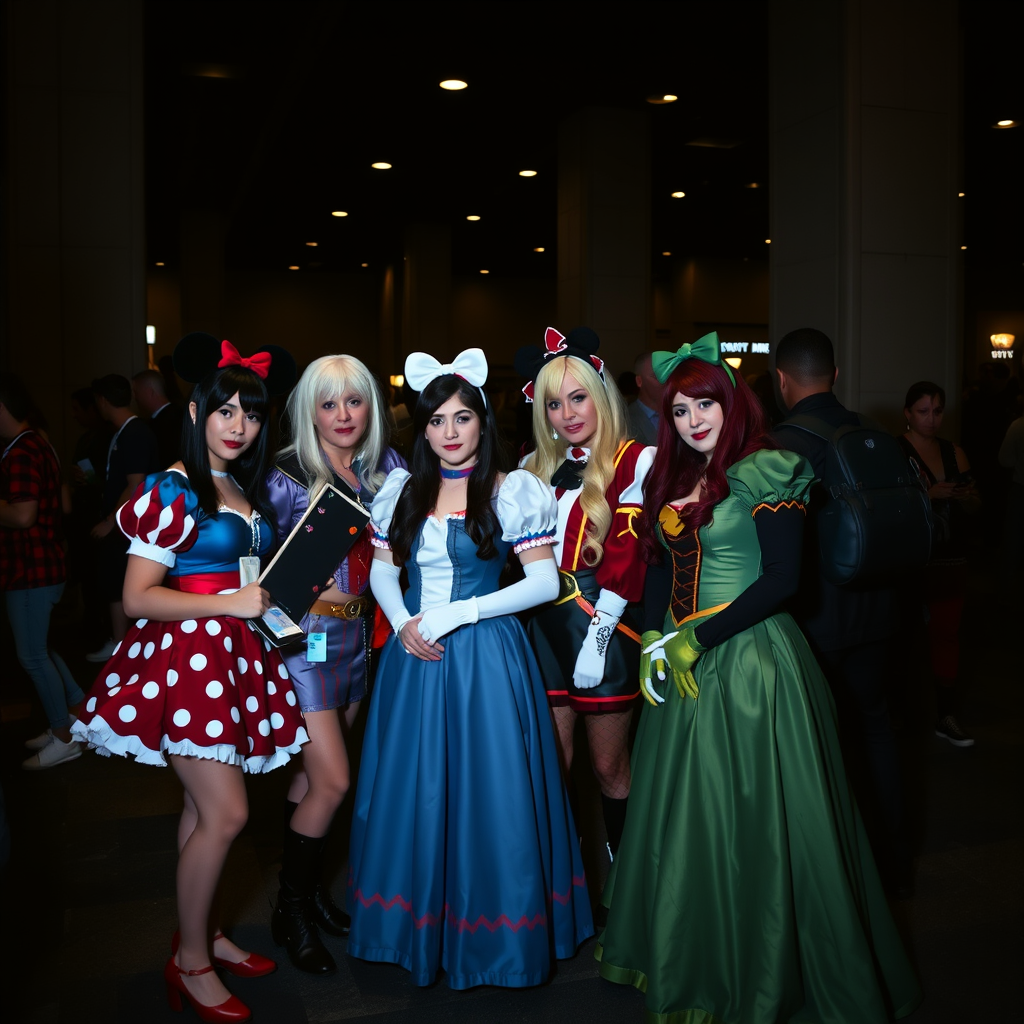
783 414 933 585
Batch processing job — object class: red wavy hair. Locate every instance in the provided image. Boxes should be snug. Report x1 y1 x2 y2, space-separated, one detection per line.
638 359 777 563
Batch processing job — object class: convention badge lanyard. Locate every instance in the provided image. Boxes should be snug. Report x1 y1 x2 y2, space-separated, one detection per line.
238 513 261 586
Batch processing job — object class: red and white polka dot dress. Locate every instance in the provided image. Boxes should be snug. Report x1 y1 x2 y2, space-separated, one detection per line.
73 470 309 772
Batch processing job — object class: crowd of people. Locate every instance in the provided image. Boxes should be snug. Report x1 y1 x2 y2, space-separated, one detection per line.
2 322 1019 1023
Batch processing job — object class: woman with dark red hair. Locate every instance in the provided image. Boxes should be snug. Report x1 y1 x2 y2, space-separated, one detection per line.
596 334 921 1023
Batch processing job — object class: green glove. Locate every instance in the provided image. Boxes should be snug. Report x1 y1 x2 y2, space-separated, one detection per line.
662 626 705 700
639 630 669 707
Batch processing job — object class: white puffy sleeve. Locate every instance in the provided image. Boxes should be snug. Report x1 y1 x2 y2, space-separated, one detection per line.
368 468 411 549
495 469 558 554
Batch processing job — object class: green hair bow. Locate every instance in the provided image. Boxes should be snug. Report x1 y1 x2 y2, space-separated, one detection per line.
651 331 736 387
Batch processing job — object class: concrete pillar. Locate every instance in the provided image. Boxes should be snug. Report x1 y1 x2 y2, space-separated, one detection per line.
401 224 452 362
558 108 651 376
3 0 145 458
179 210 226 336
770 0 960 429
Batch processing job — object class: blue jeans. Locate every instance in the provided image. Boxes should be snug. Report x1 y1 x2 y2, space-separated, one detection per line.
5 583 85 730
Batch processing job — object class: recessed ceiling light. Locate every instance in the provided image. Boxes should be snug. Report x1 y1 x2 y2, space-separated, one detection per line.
466 215 481 221
361 263 368 267
765 239 771 244
671 191 686 198
961 245 967 250
440 79 467 90
288 265 300 270
306 242 318 247
958 192 965 197
995 120 1018 128
519 170 538 177
371 162 392 169
533 247 545 252
662 251 672 256
155 261 165 266
746 182 760 189
480 269 489 274
646 94 678 104
331 211 348 217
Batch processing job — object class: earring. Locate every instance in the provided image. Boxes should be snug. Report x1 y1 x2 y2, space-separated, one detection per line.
552 430 559 441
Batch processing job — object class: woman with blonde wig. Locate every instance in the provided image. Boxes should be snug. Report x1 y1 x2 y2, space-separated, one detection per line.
515 327 655 873
265 354 404 974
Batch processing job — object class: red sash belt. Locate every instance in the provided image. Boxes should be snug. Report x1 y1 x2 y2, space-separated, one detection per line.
166 571 241 595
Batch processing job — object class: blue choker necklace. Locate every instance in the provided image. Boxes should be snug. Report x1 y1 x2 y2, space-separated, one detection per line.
440 466 475 480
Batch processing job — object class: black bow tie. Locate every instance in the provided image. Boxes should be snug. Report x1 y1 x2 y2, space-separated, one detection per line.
551 459 585 490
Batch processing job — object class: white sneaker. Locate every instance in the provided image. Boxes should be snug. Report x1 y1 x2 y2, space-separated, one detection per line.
25 713 78 751
23 736 83 770
85 638 118 663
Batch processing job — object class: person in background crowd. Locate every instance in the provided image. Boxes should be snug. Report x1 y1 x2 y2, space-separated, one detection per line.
87 373 159 663
597 333 921 1024
349 348 592 988
773 327 910 892
67 387 115 644
516 327 654 883
625 351 660 445
133 368 183 468
897 380 980 748
0 372 86 770
265 355 405 975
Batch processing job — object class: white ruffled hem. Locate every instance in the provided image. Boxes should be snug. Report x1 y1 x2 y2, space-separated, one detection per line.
72 716 309 774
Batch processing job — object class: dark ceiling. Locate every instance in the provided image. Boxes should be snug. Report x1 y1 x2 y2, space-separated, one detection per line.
144 1 1021 283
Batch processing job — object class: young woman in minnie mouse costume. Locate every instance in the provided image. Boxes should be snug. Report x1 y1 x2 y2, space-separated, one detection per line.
73 333 306 1024
514 327 655 874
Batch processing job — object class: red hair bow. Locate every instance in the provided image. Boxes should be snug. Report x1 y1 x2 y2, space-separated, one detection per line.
218 339 272 379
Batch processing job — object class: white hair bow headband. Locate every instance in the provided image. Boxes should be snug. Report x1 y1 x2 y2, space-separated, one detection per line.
404 348 489 406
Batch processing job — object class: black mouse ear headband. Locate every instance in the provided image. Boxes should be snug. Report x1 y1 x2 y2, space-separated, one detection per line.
172 333 297 396
513 326 606 403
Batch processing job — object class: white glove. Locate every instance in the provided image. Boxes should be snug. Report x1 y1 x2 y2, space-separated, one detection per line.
417 598 479 643
418 558 559 643
369 558 412 635
573 589 628 690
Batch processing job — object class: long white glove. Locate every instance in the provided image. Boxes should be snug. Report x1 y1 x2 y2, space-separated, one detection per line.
417 558 559 643
573 589 628 690
369 558 412 635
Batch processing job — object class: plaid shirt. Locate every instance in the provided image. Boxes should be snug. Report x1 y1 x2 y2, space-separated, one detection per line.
0 430 65 589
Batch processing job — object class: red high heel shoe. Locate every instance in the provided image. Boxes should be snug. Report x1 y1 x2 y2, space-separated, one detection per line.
171 930 277 979
163 958 251 1024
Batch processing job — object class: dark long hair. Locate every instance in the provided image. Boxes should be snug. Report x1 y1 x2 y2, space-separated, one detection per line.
389 376 504 565
182 366 274 521
638 360 776 562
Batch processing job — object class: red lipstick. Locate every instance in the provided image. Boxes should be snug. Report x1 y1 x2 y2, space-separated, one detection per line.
691 430 711 441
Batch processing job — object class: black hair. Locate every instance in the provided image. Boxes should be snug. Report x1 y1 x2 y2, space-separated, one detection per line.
775 328 836 385
71 387 97 410
0 372 33 422
182 365 274 521
92 374 132 407
389 376 505 565
904 380 945 410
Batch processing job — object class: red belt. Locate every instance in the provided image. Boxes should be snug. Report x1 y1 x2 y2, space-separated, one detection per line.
166 571 241 595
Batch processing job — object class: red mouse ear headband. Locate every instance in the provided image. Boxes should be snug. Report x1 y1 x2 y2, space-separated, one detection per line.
514 326 606 403
173 333 296 396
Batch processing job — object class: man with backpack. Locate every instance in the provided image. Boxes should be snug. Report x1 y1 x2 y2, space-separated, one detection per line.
773 327 916 895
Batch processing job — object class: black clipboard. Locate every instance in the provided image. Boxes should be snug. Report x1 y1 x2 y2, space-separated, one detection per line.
248 483 370 647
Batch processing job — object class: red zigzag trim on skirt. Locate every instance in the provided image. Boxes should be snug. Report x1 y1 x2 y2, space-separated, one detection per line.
348 871 587 933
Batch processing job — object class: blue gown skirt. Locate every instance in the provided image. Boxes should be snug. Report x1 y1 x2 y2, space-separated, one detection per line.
347 614 594 989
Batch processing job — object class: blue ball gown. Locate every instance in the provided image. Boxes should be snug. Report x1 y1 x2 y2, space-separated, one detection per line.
347 469 594 989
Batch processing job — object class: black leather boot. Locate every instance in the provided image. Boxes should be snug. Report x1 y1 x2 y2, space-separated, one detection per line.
313 881 351 937
271 828 337 974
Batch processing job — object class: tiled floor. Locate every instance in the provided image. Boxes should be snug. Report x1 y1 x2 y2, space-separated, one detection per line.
2 553 1020 1023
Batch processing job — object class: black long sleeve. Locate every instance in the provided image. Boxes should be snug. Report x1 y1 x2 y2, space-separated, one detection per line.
642 556 673 632
692 504 804 649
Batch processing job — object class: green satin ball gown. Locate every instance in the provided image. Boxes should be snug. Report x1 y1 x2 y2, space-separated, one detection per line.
596 451 921 1024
